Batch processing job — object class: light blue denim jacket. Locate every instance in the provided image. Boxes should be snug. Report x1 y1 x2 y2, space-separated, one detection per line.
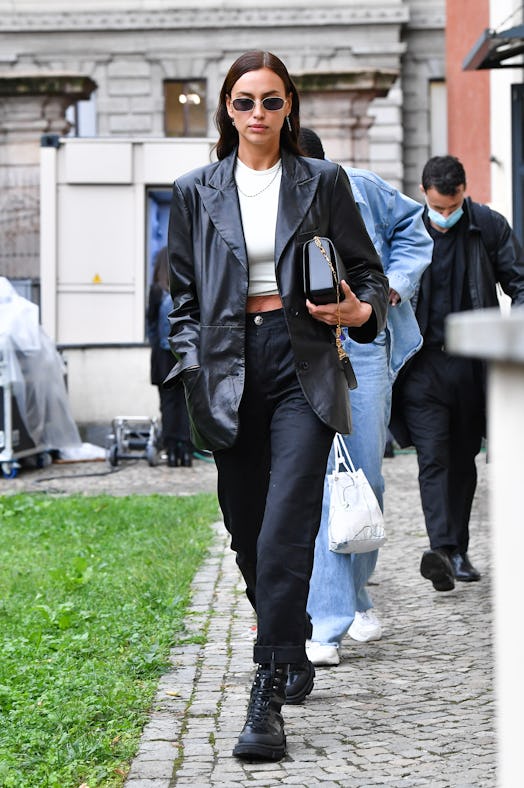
344 167 433 379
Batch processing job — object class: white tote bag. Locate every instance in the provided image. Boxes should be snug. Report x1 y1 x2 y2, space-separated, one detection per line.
327 434 386 554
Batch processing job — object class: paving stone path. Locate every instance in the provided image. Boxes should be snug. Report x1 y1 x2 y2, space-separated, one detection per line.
127 453 494 787
3 450 494 786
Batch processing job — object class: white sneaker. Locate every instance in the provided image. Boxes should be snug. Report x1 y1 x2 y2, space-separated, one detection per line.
348 610 382 642
306 640 340 666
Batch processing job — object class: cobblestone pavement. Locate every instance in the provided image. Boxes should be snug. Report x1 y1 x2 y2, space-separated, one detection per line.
3 451 495 786
1 453 218 497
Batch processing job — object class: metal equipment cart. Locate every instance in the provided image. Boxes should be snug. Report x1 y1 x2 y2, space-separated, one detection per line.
106 416 161 467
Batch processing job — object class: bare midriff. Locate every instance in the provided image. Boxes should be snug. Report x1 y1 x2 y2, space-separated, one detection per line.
246 294 283 313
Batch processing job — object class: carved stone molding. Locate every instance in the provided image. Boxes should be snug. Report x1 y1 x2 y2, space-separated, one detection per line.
0 6 409 32
407 11 446 29
294 68 398 169
0 73 96 99
293 69 399 95
0 74 97 152
405 1 445 29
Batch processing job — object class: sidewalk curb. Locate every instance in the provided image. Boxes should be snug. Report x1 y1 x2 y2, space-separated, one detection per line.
125 521 229 787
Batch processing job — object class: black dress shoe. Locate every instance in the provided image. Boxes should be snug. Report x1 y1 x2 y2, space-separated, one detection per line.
450 552 481 582
285 659 315 705
178 449 193 467
167 448 177 468
175 442 193 467
420 548 455 592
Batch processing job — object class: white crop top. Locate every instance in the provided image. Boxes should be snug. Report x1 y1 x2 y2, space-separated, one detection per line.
235 158 282 297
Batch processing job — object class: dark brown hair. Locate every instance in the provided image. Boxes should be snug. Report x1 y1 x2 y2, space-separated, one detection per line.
299 127 325 160
214 50 302 160
421 155 467 195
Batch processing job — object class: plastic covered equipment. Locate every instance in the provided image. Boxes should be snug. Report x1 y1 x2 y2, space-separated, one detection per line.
0 277 84 476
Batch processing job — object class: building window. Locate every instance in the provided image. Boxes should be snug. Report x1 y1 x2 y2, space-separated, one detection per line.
146 187 171 294
66 93 97 137
511 83 524 245
164 79 207 137
429 80 447 156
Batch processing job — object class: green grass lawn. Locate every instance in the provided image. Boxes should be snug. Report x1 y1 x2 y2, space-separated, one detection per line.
0 492 220 788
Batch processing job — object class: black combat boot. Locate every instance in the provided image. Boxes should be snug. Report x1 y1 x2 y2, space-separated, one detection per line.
233 662 288 761
285 658 315 704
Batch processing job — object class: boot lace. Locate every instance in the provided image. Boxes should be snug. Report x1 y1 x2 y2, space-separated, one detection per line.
245 665 285 728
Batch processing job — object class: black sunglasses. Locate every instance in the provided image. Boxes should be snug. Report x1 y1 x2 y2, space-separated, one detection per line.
231 96 286 112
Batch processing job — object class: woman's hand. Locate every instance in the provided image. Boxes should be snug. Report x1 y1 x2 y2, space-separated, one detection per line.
306 280 372 327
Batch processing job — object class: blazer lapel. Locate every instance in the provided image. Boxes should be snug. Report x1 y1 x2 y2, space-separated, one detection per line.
195 150 320 272
275 151 320 266
196 154 248 270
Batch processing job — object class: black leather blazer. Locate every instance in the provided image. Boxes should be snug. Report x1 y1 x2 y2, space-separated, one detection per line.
166 147 389 450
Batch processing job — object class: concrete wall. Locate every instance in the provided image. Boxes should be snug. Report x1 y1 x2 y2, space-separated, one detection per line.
40 137 215 344
447 307 524 788
40 137 214 429
60 345 158 435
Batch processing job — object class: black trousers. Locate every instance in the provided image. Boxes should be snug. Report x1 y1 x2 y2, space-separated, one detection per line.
158 383 191 450
400 348 484 554
154 348 191 451
214 309 334 665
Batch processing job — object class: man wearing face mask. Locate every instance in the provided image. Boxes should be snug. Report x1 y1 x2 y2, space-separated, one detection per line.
391 155 524 592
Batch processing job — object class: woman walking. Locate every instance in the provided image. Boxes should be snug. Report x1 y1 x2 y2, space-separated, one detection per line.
166 50 388 760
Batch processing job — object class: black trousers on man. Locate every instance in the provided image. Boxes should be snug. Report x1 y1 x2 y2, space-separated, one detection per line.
214 309 334 666
158 380 191 451
153 348 191 452
399 347 485 554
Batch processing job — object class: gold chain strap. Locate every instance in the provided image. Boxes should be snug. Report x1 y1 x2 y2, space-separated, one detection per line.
313 236 348 361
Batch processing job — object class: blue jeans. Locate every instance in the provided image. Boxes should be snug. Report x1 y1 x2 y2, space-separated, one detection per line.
307 332 391 645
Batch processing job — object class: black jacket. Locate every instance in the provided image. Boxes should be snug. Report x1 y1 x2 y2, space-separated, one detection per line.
391 196 524 447
166 148 389 450
414 197 524 336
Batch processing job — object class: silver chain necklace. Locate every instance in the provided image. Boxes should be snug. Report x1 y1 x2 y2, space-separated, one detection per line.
236 162 282 198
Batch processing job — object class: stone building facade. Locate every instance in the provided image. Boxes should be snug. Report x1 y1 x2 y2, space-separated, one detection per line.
0 0 445 294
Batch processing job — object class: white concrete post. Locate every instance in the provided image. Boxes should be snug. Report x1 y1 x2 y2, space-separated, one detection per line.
39 142 58 340
447 306 524 788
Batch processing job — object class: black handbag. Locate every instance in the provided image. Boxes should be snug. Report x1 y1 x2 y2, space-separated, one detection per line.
302 236 353 378
302 235 346 305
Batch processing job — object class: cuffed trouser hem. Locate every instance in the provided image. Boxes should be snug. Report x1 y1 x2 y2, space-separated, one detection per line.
429 541 458 553
253 645 307 665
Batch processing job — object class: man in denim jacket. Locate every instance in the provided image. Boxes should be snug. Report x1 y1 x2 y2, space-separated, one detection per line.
299 128 433 666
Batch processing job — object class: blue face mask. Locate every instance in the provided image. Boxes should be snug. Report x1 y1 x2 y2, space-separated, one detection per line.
426 204 464 230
